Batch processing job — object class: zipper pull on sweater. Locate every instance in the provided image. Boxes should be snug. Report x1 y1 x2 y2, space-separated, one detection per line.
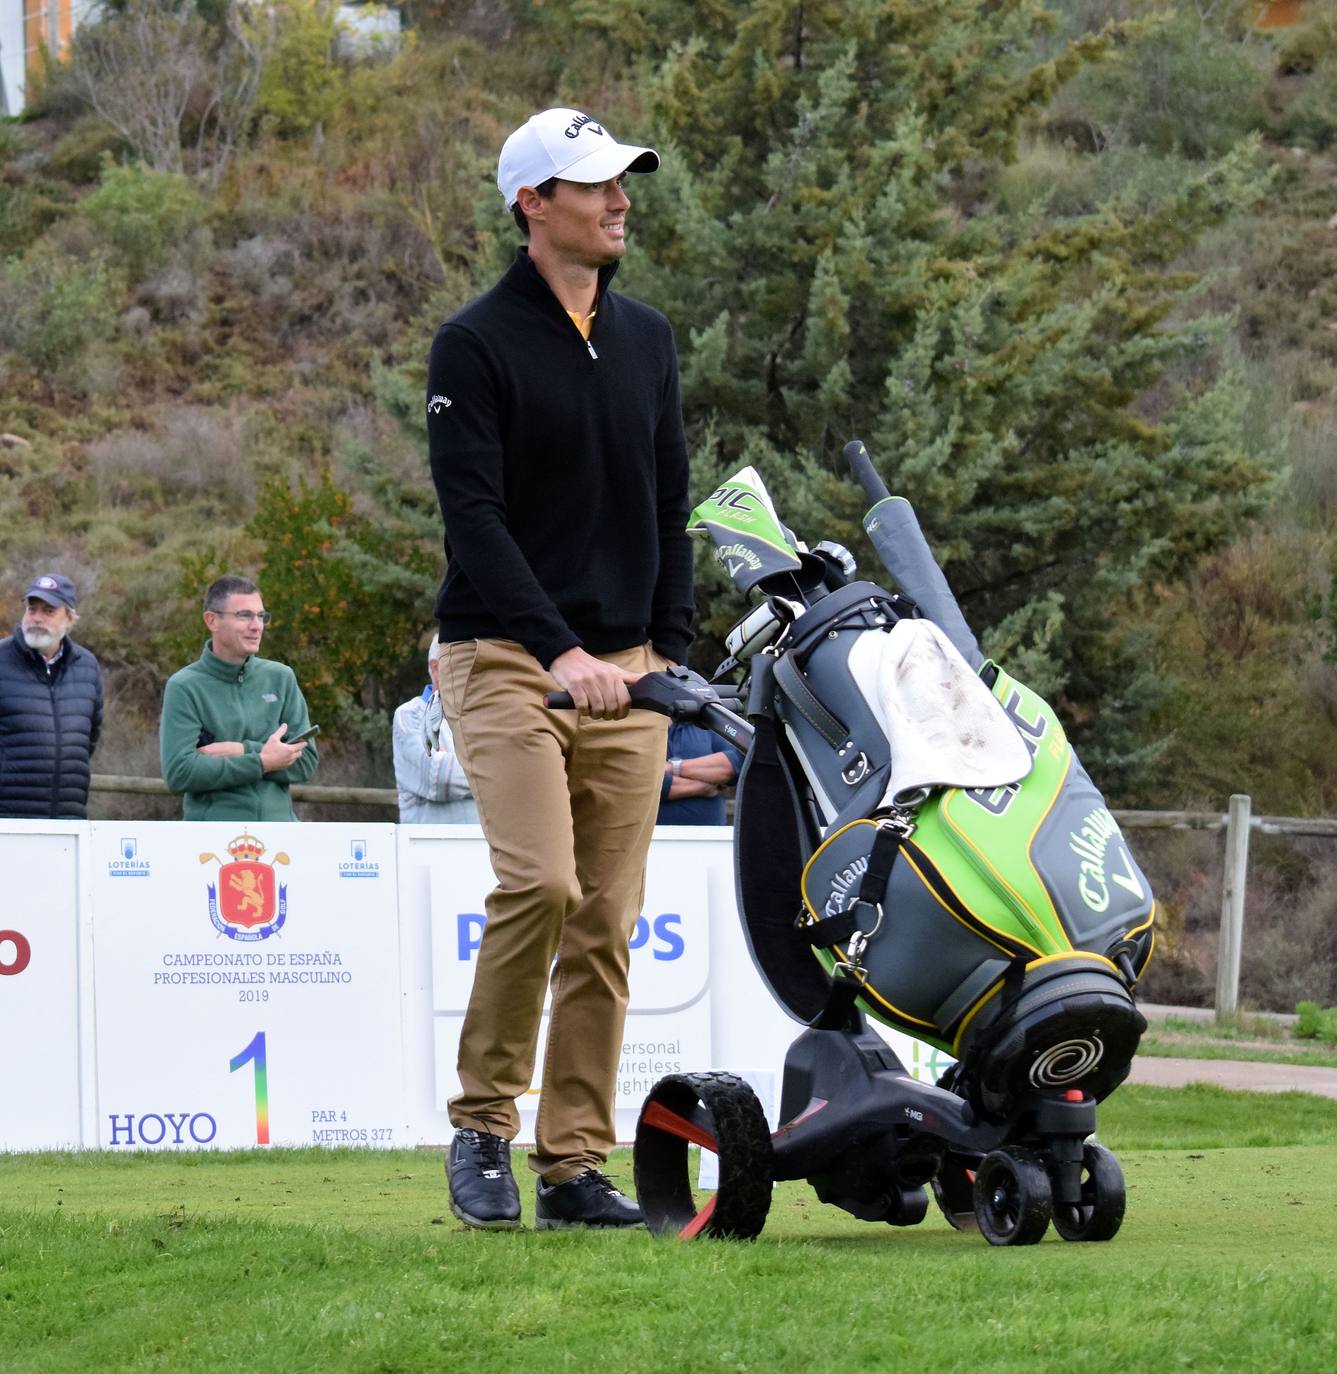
587 339 598 360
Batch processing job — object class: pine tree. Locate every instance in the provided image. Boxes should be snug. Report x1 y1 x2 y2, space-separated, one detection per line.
574 0 1276 785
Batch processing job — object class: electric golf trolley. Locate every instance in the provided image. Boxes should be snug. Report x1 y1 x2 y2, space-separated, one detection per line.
550 441 1157 1246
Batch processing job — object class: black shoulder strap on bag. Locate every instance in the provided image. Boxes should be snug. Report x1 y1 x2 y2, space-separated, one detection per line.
805 821 906 949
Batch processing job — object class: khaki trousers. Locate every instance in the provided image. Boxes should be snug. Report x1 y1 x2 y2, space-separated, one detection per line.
440 638 668 1183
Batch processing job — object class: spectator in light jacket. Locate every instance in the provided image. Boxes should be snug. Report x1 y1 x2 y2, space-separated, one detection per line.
392 637 477 823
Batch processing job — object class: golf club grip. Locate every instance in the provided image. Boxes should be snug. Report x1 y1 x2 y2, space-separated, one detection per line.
543 692 574 709
843 439 891 506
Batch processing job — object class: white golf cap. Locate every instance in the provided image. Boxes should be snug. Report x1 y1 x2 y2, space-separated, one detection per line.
497 108 660 209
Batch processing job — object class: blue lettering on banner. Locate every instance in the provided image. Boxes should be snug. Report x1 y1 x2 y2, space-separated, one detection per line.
457 913 486 961
107 1112 218 1146
629 913 685 962
454 911 685 963
107 859 151 878
338 862 380 879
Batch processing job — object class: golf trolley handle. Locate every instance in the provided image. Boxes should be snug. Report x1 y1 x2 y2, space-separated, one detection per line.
544 670 755 752
843 438 891 507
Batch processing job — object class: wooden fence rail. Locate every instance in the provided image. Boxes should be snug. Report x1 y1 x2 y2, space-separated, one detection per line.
91 773 399 807
87 779 1329 1019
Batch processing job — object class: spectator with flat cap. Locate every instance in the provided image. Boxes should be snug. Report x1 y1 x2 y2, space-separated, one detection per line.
0 573 104 819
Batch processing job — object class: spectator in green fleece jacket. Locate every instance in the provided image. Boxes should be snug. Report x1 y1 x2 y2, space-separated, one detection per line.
159 574 318 821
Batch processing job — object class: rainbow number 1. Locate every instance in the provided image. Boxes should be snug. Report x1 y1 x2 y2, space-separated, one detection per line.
230 1031 270 1145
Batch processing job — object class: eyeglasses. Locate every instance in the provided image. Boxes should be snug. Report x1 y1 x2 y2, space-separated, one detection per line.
214 610 273 624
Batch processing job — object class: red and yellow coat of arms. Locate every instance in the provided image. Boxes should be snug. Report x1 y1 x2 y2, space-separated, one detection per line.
201 834 290 941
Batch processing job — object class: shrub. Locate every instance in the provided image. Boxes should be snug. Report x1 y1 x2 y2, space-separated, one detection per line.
255 0 341 136
1272 56 1337 151
993 139 1085 217
1130 829 1337 1012
86 406 255 508
80 157 207 275
135 265 204 323
1294 1001 1337 1045
1242 844 1337 1009
69 0 271 185
221 234 297 304
1003 135 1204 223
1275 11 1337 76
58 341 128 405
1142 526 1337 816
1286 407 1337 525
1296 999 1323 1038
0 185 74 259
0 120 25 162
1127 828 1220 1007
0 254 121 370
48 115 129 184
1060 11 1268 157
249 468 437 726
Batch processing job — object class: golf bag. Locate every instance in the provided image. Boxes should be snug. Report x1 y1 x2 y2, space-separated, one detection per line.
698 449 1156 1123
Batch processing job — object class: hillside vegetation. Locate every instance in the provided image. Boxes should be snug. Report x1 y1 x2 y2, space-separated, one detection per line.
2 0 1336 998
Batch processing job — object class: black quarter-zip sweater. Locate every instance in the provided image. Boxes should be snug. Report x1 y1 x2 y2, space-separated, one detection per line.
427 248 694 669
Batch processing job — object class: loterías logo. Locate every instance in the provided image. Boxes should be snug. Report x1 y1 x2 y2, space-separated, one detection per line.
200 833 290 942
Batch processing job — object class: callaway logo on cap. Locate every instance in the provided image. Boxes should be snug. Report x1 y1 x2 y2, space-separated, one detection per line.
497 108 660 209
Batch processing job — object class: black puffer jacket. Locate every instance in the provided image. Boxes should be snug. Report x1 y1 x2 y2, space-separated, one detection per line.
0 627 104 818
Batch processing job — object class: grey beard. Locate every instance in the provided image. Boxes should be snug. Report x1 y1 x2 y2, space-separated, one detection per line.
23 626 61 653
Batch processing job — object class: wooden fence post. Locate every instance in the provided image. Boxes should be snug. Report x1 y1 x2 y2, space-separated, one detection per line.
1215 793 1253 1021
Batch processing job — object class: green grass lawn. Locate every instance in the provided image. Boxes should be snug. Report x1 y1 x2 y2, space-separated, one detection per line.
1139 1014 1337 1069
1137 1036 1337 1069
3 1085 1336 1373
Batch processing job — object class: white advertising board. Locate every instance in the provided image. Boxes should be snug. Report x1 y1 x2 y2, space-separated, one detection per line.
89 822 406 1150
2 821 950 1152
0 825 85 1150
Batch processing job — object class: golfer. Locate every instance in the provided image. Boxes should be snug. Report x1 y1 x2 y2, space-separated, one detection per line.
427 107 693 1230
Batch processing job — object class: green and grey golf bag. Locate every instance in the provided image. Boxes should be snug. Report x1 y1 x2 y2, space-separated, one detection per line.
695 452 1155 1123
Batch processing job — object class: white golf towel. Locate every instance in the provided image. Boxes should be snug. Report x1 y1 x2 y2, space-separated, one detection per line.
845 619 1034 807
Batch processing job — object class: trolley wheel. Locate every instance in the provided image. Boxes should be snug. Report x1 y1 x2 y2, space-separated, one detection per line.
930 1155 980 1232
1050 1143 1126 1242
634 1072 774 1240
972 1148 1053 1246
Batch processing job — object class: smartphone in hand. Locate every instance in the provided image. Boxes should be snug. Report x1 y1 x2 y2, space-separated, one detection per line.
288 724 320 744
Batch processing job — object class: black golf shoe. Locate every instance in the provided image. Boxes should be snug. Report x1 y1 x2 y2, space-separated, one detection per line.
534 1169 644 1231
447 1128 521 1230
